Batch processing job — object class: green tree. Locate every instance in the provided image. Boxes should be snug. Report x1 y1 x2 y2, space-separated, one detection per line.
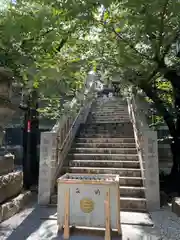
0 0 96 118
77 0 180 190
2 0 180 190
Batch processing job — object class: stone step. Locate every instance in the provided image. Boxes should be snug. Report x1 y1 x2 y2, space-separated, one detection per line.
80 128 133 134
92 111 129 114
68 153 138 161
71 148 137 154
89 116 130 119
93 108 128 112
95 100 126 103
81 122 133 130
93 108 128 111
92 106 128 109
91 111 129 114
90 113 129 117
89 113 130 117
0 171 23 204
74 142 136 148
91 115 130 118
92 107 128 110
93 109 128 112
120 186 145 198
89 118 131 122
79 133 134 138
119 176 143 186
95 103 127 107
76 137 135 144
120 197 146 212
88 120 131 124
82 122 133 127
50 195 146 211
92 105 128 108
79 128 133 133
89 116 130 120
63 167 141 177
67 160 140 168
94 106 128 109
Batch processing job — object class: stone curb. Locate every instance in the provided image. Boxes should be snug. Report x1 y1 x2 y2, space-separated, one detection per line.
0 191 32 222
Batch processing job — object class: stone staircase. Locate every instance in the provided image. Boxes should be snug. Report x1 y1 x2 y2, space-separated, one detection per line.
51 97 146 212
0 154 32 222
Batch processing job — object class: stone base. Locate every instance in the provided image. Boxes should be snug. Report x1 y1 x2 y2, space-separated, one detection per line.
0 154 14 176
0 191 32 222
0 171 23 204
172 197 180 217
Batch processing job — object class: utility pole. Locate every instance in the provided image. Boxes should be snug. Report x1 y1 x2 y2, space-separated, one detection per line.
20 96 32 189
30 90 39 185
20 90 39 189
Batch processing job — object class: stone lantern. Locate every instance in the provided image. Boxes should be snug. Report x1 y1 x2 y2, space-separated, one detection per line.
0 67 16 149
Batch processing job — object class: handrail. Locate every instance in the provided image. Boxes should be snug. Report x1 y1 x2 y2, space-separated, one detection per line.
127 91 160 211
51 75 95 133
127 97 146 184
50 76 97 193
58 107 82 151
57 82 95 151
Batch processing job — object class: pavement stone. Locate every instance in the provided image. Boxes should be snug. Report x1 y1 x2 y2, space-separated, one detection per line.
0 201 161 240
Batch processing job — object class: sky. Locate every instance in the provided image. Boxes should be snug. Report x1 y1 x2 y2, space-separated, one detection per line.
0 0 16 10
0 0 7 9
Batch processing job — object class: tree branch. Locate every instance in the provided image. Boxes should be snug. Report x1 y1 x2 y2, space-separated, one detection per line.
21 28 54 47
161 30 180 59
146 66 160 83
141 84 176 137
157 0 170 58
21 25 76 54
112 27 153 61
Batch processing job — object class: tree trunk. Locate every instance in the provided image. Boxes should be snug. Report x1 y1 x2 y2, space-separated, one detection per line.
140 83 180 192
140 84 176 136
164 70 180 192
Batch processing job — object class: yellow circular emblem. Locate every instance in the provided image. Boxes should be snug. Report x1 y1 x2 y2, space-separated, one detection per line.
80 198 94 213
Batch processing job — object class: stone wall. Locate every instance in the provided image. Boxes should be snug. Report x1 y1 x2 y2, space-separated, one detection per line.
158 143 172 174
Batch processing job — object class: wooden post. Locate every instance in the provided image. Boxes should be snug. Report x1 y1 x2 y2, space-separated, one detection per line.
105 188 111 240
64 189 70 239
116 184 121 235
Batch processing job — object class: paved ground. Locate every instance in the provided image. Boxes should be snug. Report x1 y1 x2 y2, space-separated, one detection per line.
0 200 162 240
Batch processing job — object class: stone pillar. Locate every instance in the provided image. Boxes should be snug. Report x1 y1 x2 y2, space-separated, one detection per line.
143 130 160 211
38 132 57 205
81 99 93 124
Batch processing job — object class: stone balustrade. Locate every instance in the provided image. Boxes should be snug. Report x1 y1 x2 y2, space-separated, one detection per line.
128 94 160 211
38 73 97 204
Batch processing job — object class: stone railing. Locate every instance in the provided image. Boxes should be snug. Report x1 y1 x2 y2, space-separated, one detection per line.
38 72 97 204
127 97 146 186
127 93 160 211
